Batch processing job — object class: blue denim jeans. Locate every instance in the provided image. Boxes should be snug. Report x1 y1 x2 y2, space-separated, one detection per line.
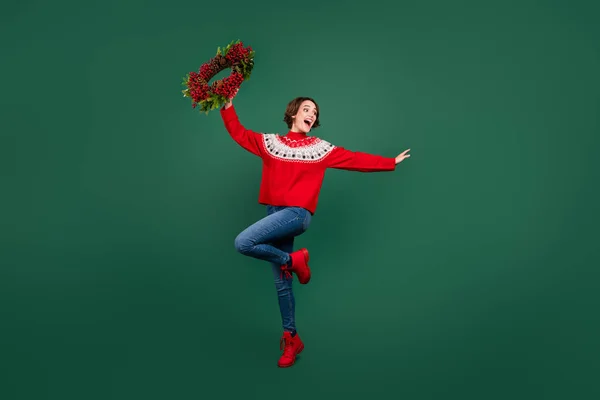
234 205 312 333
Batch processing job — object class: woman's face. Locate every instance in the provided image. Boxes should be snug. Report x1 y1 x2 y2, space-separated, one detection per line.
291 100 318 133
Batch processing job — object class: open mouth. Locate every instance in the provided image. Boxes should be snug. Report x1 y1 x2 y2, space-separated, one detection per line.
304 119 312 127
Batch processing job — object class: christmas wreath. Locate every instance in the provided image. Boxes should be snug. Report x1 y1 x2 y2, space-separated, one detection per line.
182 40 255 114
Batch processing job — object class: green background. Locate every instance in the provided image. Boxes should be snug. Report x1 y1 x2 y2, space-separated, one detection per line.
2 0 599 399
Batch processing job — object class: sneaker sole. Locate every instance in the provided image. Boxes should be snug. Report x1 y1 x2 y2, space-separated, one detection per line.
301 248 310 262
300 249 311 284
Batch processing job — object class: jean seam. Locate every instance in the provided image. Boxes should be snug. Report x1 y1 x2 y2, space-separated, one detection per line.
251 215 302 264
259 245 290 265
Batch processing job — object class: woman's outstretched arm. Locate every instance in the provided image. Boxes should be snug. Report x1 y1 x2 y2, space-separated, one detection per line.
324 145 410 172
220 95 265 157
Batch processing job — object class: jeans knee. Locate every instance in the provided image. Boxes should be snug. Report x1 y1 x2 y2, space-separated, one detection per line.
234 234 252 255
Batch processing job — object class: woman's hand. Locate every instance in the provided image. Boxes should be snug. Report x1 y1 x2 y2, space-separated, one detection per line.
224 89 240 109
395 149 411 164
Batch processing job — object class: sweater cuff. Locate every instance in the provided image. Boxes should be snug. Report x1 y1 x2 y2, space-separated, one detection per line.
220 104 237 121
386 157 397 170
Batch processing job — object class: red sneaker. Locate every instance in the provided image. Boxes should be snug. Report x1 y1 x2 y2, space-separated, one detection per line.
281 248 311 284
278 331 304 368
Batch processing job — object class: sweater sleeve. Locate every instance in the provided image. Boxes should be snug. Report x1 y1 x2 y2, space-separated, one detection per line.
324 146 396 172
220 105 264 157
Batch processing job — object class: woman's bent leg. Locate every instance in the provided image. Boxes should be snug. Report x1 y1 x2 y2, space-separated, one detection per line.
233 207 310 266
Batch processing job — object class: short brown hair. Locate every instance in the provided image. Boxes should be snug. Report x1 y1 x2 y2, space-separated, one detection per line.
283 97 321 129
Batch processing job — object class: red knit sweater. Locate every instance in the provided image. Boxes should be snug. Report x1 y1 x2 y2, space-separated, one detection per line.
220 105 396 214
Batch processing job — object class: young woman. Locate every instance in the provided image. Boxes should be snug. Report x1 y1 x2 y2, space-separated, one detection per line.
220 94 410 368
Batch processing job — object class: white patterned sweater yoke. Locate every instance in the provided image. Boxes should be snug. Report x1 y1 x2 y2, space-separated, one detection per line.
262 133 336 163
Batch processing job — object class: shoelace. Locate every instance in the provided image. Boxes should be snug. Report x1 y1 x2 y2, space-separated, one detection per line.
280 336 295 356
279 265 293 280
